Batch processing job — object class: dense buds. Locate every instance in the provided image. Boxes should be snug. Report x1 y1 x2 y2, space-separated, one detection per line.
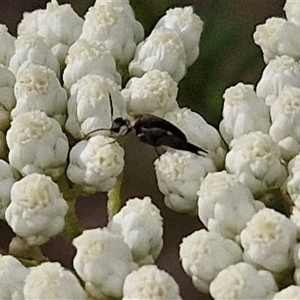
122 265 182 300
108 197 163 265
5 173 68 245
7 111 68 179
67 135 125 193
73 228 136 299
122 70 178 117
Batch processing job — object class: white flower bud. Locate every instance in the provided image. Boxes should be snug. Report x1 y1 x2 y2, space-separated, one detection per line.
123 265 182 300
63 39 121 91
65 74 127 139
286 153 300 207
270 85 300 161
198 171 265 240
273 285 300 300
122 70 178 117
129 28 186 82
164 108 226 170
93 0 144 44
291 206 300 238
155 150 216 213
240 208 297 273
12 64 67 126
225 131 287 197
23 262 88 300
7 111 68 180
0 25 15 66
254 17 300 63
210 262 278 299
293 243 300 285
67 135 124 194
73 227 136 299
0 66 16 132
18 0 83 67
80 4 138 67
5 173 68 246
154 6 203 66
284 0 300 26
108 196 163 265
0 160 20 219
219 82 270 146
180 229 242 293
0 255 28 300
256 55 300 106
9 35 60 77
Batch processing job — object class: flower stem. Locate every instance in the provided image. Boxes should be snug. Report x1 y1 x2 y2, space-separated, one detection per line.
107 172 124 220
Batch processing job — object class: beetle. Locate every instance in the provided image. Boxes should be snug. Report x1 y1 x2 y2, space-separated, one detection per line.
111 114 207 155
88 95 207 156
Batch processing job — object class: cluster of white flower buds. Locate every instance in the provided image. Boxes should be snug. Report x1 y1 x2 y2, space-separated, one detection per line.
2 0 300 298
179 1 300 299
0 0 209 298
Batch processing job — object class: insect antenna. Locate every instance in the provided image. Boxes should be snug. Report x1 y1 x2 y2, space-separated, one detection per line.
83 92 116 143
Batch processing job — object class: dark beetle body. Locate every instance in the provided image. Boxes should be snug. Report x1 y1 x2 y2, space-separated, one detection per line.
111 114 207 155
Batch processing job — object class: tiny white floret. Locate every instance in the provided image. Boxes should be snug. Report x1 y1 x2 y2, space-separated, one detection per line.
5 173 68 246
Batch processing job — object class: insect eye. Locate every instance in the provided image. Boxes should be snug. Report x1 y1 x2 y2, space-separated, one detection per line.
112 118 125 133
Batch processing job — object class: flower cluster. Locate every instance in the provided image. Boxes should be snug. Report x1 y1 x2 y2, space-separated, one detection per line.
179 0 300 299
2 0 300 299
0 0 206 298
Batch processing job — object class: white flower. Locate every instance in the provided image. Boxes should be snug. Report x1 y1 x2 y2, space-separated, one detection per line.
240 208 297 273
129 28 186 82
121 70 178 117
93 0 144 45
270 85 300 161
0 66 16 132
108 196 163 265
284 0 300 26
273 285 300 300
73 227 136 299
253 17 300 63
67 135 124 194
0 160 20 219
154 150 216 213
9 35 60 77
65 74 127 140
210 262 278 300
286 153 300 207
291 206 300 239
179 229 242 293
256 55 300 106
293 243 300 285
80 3 139 68
23 262 88 300
164 108 226 169
123 265 182 300
219 82 270 147
7 111 69 180
63 39 121 91
225 131 287 197
0 255 28 300
12 64 67 126
18 0 83 67
5 173 68 246
0 25 15 66
198 171 265 241
154 6 204 67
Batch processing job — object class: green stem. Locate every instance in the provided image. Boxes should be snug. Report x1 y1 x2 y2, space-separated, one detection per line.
107 172 124 220
57 175 83 240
